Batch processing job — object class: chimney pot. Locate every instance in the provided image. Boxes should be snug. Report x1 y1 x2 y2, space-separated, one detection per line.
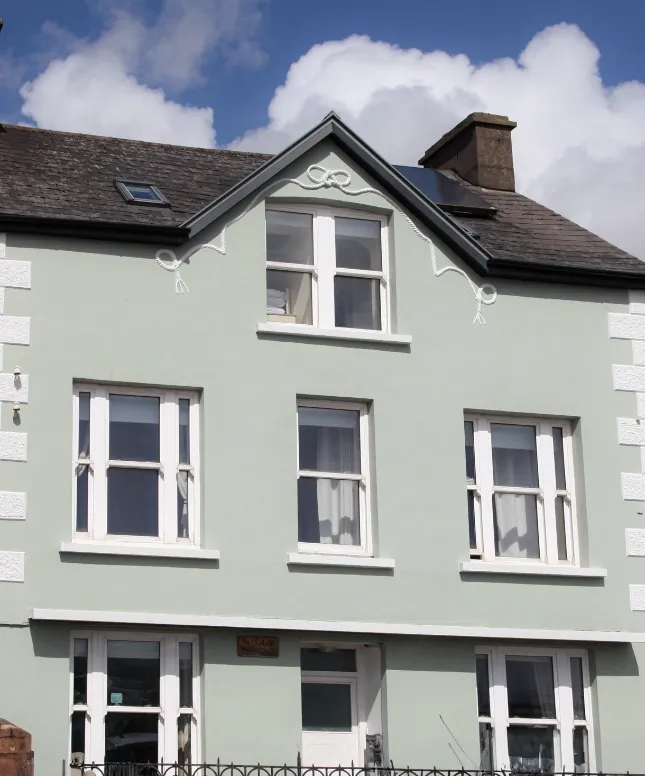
418 112 517 191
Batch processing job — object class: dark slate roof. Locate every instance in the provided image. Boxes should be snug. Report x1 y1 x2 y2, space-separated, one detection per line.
1 122 643 281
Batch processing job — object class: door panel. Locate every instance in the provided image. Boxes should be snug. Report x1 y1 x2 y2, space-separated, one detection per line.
301 677 359 766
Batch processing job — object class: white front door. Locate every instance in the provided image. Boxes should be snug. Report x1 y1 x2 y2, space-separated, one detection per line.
301 674 360 766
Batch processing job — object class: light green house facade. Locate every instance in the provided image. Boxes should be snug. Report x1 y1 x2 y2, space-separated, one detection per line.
0 114 645 772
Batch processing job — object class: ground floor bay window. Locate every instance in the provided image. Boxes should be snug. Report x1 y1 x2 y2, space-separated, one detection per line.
70 632 199 766
476 647 593 773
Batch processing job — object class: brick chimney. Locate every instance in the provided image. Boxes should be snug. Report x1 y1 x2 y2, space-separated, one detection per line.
418 113 517 191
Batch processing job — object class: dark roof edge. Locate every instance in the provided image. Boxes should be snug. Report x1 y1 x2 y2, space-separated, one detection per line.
0 214 188 245
487 258 645 290
183 112 491 275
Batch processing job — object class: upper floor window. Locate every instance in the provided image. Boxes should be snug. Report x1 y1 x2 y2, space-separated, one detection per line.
266 206 389 332
73 385 200 545
464 416 577 565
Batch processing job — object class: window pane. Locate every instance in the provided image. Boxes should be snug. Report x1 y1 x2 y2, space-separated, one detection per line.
107 468 159 537
335 217 382 270
555 496 568 561
105 712 158 765
301 683 353 731
70 711 86 758
107 640 160 707
126 184 162 202
298 407 361 473
76 470 89 533
267 269 312 324
479 722 494 773
493 493 540 559
109 395 160 462
464 421 476 483
266 211 313 265
570 657 586 720
179 399 190 465
179 642 193 708
476 654 490 717
73 638 88 705
177 470 189 540
78 392 91 456
334 275 381 330
507 726 554 774
76 393 91 533
506 656 555 718
298 478 360 546
491 423 539 488
573 727 589 773
178 713 192 767
553 427 567 490
301 648 356 672
468 491 477 551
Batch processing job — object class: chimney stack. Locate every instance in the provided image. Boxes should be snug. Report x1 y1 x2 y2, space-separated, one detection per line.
418 113 517 192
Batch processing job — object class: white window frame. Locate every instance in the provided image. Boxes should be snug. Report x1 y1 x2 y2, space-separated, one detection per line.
69 631 200 766
465 415 578 565
72 384 200 546
476 646 594 773
266 204 390 333
297 399 373 557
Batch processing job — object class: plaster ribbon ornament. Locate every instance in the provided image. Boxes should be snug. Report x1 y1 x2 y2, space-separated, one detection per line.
155 164 497 324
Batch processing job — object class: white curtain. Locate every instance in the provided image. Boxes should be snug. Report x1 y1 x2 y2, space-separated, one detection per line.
316 426 360 546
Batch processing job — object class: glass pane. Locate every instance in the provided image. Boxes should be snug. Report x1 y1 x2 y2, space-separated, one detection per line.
301 683 353 731
555 496 568 561
76 469 89 533
468 491 477 551
109 395 160 462
298 407 361 473
476 654 490 717
73 638 88 705
107 468 159 537
126 184 162 202
70 710 85 758
573 727 589 773
177 470 189 539
301 648 357 672
507 726 554 774
105 712 158 765
335 217 382 270
267 269 312 324
493 493 540 559
179 399 190 465
464 421 476 483
491 423 539 487
334 275 381 330
553 427 567 490
298 478 360 545
78 392 91 456
570 657 586 720
76 392 91 533
266 211 313 265
479 721 494 773
179 642 193 708
506 656 555 718
107 640 160 707
178 713 192 767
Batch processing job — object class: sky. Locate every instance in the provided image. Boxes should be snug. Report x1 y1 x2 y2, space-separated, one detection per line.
1 0 645 258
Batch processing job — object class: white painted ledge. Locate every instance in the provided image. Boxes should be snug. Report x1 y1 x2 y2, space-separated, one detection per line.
257 322 411 346
287 552 395 569
458 561 607 578
59 541 220 561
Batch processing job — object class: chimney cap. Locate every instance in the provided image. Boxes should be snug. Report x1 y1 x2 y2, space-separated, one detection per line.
419 113 516 167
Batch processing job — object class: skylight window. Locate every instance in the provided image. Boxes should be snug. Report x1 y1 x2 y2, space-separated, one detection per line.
114 179 169 206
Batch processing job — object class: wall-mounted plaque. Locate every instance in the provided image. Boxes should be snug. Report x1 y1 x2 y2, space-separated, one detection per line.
237 635 279 658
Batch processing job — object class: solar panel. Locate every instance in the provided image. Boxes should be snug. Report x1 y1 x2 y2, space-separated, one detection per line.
394 165 496 216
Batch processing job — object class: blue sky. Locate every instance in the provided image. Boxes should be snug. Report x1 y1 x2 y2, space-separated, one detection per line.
1 0 645 257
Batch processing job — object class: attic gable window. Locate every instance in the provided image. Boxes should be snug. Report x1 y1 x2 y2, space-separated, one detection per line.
115 179 169 206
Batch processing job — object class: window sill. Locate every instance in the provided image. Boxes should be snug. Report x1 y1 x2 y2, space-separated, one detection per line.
287 552 395 569
458 560 607 578
59 541 220 561
257 322 412 346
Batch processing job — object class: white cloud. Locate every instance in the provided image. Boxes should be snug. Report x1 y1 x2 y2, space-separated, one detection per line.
232 25 645 259
18 0 264 147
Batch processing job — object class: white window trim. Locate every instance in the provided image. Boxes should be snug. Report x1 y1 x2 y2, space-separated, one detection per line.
69 630 200 766
72 385 201 547
266 203 391 333
465 415 579 566
297 398 373 557
476 645 595 773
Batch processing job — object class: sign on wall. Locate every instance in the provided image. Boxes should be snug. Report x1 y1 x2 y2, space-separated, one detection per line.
237 635 280 658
